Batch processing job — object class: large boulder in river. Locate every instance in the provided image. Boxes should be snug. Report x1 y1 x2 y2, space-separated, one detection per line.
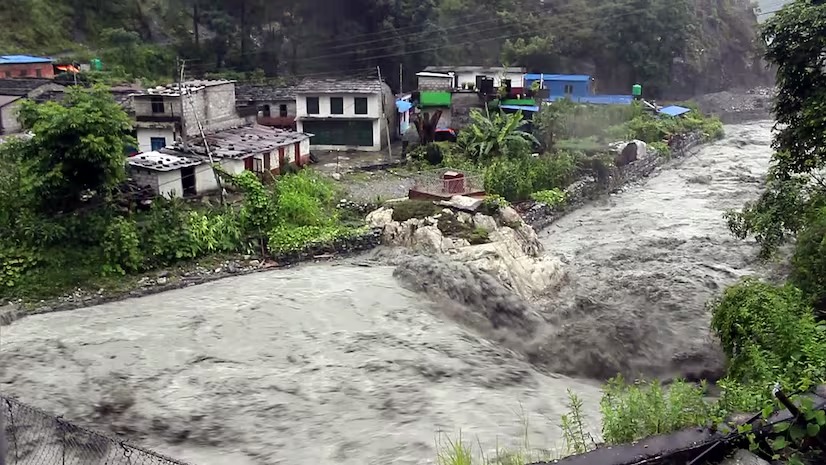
612 140 648 166
367 201 563 298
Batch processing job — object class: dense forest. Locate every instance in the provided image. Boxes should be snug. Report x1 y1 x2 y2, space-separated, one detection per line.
1 0 772 97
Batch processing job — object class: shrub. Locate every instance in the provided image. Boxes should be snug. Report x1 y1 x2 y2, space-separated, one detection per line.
425 143 444 165
484 157 536 201
276 170 337 227
102 217 143 275
0 246 38 288
391 200 442 222
600 377 712 444
791 206 826 305
531 189 567 208
710 279 826 388
267 225 357 254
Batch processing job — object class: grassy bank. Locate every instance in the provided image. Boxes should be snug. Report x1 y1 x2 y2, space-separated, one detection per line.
409 100 723 204
0 87 367 303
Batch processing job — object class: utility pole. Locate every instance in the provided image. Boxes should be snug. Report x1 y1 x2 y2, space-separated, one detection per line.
377 66 393 162
186 93 225 205
177 57 189 150
399 63 403 94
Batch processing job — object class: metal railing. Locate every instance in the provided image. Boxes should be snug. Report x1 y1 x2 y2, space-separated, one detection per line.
2 395 192 465
410 167 485 196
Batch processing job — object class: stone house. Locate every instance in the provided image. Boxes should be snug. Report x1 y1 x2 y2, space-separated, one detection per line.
0 78 65 134
293 78 396 152
235 84 297 129
130 80 257 153
128 125 312 198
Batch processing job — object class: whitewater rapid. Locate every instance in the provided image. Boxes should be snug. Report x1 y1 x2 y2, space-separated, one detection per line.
0 120 774 465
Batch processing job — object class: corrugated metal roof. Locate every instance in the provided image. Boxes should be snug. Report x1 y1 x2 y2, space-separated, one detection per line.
128 150 203 172
0 55 53 64
500 104 539 112
525 73 591 82
659 105 692 117
424 66 525 74
547 95 633 105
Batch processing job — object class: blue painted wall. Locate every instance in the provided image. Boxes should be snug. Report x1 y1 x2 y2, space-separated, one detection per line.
524 74 592 97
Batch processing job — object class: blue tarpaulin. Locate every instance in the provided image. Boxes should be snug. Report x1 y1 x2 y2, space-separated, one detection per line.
501 104 540 112
659 105 691 117
396 100 413 112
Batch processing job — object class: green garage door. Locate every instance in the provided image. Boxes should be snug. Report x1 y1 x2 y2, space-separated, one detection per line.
302 120 374 147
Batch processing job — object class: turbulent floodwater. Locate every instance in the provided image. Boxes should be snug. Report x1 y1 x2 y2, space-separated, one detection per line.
0 121 774 465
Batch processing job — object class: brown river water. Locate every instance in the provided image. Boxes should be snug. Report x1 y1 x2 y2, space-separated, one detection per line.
0 120 774 465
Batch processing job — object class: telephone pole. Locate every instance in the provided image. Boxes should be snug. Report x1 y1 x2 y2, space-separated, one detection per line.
177 57 189 150
377 66 393 162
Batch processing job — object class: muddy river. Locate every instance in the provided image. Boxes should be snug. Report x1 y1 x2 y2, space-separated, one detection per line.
0 120 774 465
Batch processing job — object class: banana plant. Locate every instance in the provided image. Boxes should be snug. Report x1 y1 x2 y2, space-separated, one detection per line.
458 109 538 162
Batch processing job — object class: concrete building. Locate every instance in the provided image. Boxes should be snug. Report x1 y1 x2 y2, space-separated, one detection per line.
0 78 65 134
130 80 255 153
128 125 312 198
235 84 297 129
523 73 633 105
422 66 525 90
0 55 54 79
293 78 395 152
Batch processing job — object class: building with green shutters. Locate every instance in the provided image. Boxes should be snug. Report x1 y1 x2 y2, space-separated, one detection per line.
293 78 396 152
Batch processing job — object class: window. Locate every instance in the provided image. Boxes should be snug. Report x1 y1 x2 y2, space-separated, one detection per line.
330 97 344 115
253 157 264 173
354 97 368 115
150 96 165 113
279 104 288 117
19 70 27 77
150 137 167 151
564 84 574 95
262 105 271 117
3 71 10 77
35 69 42 78
306 97 319 114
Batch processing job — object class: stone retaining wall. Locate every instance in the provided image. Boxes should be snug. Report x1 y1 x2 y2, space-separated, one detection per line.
0 229 383 326
521 132 707 233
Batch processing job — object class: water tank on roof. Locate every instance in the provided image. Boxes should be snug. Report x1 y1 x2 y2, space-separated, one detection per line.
632 83 642 97
91 58 102 71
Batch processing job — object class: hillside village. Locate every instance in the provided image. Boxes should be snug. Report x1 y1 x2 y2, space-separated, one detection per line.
0 54 696 200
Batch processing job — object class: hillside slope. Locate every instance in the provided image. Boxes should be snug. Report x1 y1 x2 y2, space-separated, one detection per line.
0 0 773 97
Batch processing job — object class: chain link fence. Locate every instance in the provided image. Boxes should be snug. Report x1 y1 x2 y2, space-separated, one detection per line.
2 395 192 465
410 168 485 198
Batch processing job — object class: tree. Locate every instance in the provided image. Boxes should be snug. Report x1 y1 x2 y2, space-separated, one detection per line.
14 86 134 212
726 1 826 258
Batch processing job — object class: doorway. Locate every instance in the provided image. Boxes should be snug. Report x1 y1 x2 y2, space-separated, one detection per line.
181 166 196 196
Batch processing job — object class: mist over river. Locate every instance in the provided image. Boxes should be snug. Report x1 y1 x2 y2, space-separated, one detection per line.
0 121 774 465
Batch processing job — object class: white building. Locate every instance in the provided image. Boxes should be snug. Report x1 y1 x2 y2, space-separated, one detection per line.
421 66 526 90
293 78 396 152
130 80 257 153
128 125 312 199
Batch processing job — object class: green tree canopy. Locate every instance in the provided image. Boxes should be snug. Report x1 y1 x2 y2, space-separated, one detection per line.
13 86 134 212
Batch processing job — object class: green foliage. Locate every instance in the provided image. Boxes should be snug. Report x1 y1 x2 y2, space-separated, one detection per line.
0 246 38 288
763 1 826 178
267 225 359 254
391 200 442 222
725 172 818 259
790 206 826 305
275 170 337 226
482 151 578 202
600 377 712 445
530 189 567 208
14 86 134 212
458 110 538 163
425 143 445 166
710 279 826 391
480 195 510 216
102 217 143 275
560 389 591 455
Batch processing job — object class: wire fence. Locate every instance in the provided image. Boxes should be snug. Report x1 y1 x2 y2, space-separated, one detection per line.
2 395 192 465
410 167 485 197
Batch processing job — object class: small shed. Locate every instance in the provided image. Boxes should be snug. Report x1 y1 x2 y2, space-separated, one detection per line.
128 151 205 199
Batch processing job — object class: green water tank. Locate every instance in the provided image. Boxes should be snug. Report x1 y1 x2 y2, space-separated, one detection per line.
91 58 102 71
632 83 642 97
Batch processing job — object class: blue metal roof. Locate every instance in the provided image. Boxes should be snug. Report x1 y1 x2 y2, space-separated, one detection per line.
501 104 540 112
525 73 591 82
0 55 53 64
659 105 691 117
546 94 633 105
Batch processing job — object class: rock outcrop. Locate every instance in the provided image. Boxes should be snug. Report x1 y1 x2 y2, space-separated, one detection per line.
366 198 566 299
